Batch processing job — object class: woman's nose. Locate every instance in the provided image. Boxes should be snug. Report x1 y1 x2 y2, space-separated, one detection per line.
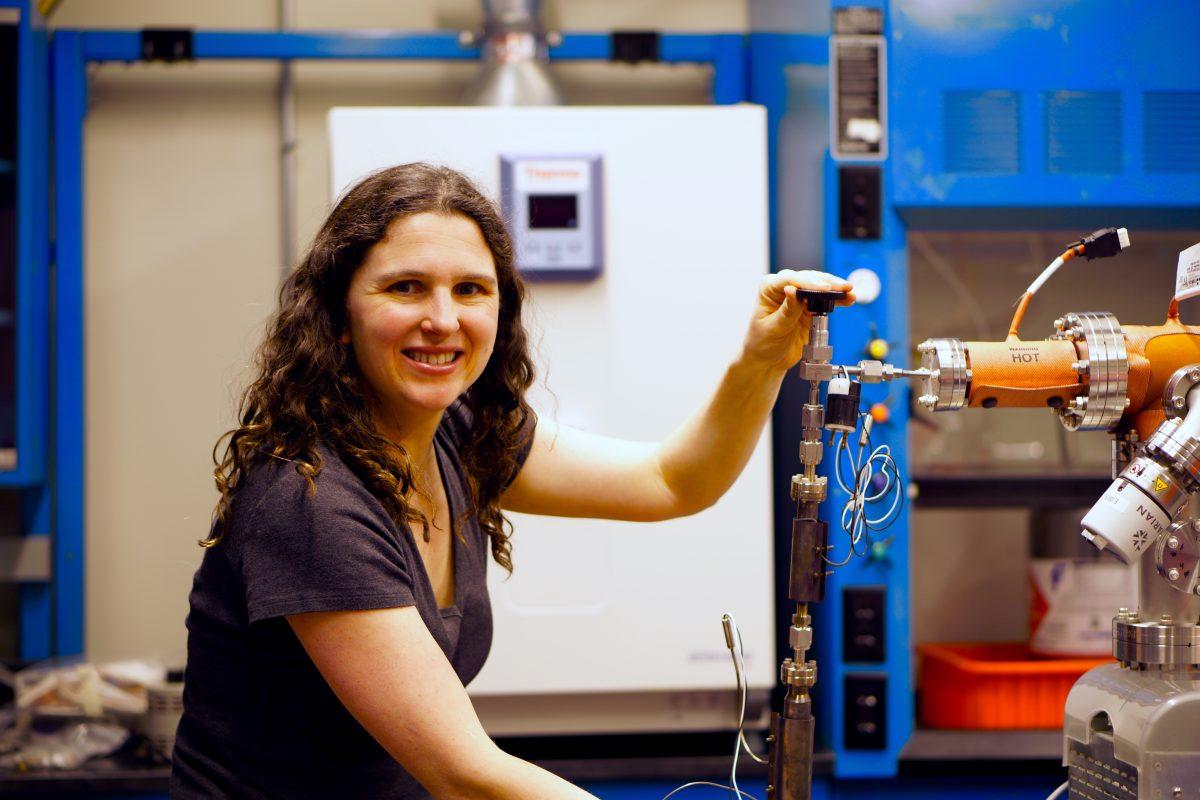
420 291 461 336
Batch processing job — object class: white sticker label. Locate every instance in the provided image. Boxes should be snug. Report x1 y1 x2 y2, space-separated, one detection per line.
1175 241 1200 301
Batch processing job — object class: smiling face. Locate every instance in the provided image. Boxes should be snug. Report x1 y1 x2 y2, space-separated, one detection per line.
341 212 500 432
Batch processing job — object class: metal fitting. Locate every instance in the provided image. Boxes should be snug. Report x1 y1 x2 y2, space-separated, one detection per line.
798 440 823 466
790 474 827 503
801 404 825 430
780 658 818 688
789 624 813 653
1145 418 1200 491
802 341 833 362
797 360 834 382
856 360 885 383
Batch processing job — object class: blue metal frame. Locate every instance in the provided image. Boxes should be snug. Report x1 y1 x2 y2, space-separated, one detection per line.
6 0 52 661
6 0 49 490
73 30 748 103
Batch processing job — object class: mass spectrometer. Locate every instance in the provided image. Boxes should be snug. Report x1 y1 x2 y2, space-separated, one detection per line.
914 230 1200 799
770 229 1200 798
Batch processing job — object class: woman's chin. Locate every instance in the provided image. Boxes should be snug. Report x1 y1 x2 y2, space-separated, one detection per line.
398 390 463 415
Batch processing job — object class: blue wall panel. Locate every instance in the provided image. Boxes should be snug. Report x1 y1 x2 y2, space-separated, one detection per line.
889 0 1200 223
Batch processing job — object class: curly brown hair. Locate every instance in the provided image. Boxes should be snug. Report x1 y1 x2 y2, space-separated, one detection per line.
206 163 535 572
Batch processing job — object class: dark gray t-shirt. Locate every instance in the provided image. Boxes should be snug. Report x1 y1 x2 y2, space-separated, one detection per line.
170 402 531 799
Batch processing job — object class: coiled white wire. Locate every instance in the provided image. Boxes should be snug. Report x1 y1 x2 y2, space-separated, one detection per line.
825 414 904 567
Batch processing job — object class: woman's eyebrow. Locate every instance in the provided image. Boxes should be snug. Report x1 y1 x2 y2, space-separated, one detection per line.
376 269 497 286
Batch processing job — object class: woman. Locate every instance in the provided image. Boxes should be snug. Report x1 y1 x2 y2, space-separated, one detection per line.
170 163 852 799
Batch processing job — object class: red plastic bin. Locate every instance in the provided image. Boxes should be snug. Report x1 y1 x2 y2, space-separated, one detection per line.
918 642 1111 729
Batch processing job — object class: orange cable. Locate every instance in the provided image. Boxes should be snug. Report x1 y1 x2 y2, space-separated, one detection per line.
1006 246 1082 340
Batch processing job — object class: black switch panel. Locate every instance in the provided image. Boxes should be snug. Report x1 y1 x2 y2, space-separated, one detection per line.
843 586 886 662
838 166 881 240
844 673 887 750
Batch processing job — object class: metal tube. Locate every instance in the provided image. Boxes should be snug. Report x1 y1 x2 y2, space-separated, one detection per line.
278 0 296 280
768 703 814 800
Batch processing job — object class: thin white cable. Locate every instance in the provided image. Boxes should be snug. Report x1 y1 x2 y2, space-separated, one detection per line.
1044 780 1069 800
729 620 767 765
660 617 763 800
661 782 758 800
1026 255 1065 295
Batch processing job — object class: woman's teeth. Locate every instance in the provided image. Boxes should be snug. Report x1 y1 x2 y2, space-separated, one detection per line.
407 351 458 366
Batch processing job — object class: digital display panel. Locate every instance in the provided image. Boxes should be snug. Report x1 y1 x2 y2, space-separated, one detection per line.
528 194 578 229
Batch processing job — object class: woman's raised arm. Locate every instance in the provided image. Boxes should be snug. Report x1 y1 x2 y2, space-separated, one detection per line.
501 269 853 522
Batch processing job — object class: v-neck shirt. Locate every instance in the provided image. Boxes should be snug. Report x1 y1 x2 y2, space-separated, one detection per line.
170 401 533 799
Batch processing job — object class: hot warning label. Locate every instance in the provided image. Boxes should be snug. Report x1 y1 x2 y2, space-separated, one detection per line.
1176 242 1200 302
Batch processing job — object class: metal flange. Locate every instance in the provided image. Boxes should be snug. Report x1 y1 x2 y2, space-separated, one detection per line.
1163 365 1200 419
916 338 969 411
1113 617 1200 668
780 658 817 689
1049 312 1128 431
1156 520 1200 596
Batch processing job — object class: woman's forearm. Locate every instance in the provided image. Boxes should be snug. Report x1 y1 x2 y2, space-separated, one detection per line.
653 353 789 516
460 749 599 800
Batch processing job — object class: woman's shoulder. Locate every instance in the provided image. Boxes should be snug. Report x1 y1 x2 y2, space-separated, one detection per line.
232 443 376 520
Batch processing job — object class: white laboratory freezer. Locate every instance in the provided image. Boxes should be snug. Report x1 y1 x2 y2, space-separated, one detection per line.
330 106 774 734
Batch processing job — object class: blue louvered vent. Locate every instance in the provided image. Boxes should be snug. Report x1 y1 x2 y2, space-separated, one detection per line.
943 90 1020 173
1145 92 1200 173
1045 91 1122 174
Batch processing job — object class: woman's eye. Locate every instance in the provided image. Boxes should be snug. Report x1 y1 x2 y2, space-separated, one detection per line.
455 282 484 296
389 280 418 294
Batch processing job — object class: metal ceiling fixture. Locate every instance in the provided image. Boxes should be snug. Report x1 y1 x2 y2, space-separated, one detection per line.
462 0 564 106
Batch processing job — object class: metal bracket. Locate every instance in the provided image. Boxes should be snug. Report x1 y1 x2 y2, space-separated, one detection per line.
141 29 194 62
611 31 660 64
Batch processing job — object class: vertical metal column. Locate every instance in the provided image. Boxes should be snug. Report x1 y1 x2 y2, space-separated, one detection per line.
50 28 86 656
11 0 52 660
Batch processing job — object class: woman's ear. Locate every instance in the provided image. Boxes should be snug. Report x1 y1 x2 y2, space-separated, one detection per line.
339 328 352 345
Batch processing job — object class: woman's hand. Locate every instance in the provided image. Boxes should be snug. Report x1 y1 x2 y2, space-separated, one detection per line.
741 269 855 373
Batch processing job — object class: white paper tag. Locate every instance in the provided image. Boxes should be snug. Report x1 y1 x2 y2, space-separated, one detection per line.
1175 242 1200 301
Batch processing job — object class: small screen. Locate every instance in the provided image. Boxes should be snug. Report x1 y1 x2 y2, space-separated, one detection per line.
528 194 578 229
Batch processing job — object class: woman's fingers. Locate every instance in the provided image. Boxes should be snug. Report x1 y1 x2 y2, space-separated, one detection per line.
765 269 855 305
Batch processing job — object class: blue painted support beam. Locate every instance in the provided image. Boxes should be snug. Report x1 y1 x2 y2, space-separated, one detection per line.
706 35 747 105
78 29 748 68
19 490 51 659
81 30 481 62
11 0 50 489
817 154 914 779
13 0 53 658
51 29 88 657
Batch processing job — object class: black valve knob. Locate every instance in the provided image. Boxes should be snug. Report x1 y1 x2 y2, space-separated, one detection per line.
798 289 845 315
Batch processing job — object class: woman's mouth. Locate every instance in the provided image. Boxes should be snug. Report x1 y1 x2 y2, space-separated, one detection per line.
403 350 462 371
